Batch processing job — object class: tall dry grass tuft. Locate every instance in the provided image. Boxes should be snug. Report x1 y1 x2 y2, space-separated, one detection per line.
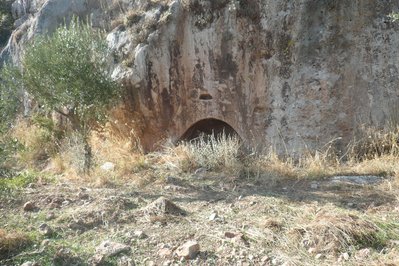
245 126 399 181
175 133 242 173
246 150 297 182
291 212 393 254
135 133 244 183
347 125 399 161
143 125 399 184
0 229 30 260
93 131 145 166
11 118 58 169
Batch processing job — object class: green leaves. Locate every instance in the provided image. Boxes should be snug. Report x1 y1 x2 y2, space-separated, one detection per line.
0 64 22 133
22 17 120 130
389 13 399 22
0 0 14 47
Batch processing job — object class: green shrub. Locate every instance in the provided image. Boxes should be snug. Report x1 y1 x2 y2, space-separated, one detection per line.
0 171 38 195
0 65 23 175
14 17 122 173
0 0 14 48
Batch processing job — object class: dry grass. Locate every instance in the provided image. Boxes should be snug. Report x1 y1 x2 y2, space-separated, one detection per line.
11 118 58 169
348 125 399 160
0 229 30 260
7 115 399 190
8 111 399 189
293 213 387 254
125 9 143 27
52 124 399 186
246 126 399 181
150 133 243 175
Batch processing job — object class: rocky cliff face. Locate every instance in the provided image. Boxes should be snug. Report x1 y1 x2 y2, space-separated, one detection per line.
2 0 399 153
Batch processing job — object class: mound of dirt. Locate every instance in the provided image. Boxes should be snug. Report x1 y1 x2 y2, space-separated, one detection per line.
143 197 186 216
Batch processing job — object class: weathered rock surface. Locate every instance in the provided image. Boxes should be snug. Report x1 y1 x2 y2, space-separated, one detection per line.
143 197 186 216
329 175 384 185
93 240 131 263
20 261 39 266
38 223 53 237
96 240 130 256
175 240 200 260
23 201 36 211
2 0 399 154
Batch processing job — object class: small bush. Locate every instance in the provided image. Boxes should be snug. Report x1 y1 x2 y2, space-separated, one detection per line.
294 213 395 254
125 10 143 27
0 229 30 260
187 0 230 29
167 133 242 173
0 137 23 177
59 132 87 174
348 126 399 161
12 119 59 169
16 17 122 173
0 171 39 195
0 65 23 174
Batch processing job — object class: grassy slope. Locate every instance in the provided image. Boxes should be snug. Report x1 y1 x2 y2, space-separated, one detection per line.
2 119 399 265
1 168 399 265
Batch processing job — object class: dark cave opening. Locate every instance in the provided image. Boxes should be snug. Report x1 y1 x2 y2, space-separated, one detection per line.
179 118 239 141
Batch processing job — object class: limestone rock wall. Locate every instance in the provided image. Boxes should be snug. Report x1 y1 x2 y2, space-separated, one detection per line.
2 0 399 153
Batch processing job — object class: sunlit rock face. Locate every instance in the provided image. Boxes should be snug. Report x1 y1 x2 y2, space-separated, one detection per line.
2 0 399 153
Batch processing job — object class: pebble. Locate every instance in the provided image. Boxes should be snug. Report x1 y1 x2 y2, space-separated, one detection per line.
21 261 39 266
95 240 131 257
41 239 51 247
158 247 172 257
117 255 135 266
134 230 147 239
101 162 115 171
38 223 53 237
356 248 370 259
23 201 36 212
338 252 350 262
308 247 316 254
20 262 39 266
175 240 200 260
310 182 319 189
224 232 237 238
48 202 60 209
209 212 218 221
46 212 56 220
77 191 89 200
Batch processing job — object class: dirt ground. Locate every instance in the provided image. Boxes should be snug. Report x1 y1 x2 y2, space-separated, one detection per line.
1 172 399 266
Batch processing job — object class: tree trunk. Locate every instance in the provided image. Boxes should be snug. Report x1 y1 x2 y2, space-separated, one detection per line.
68 112 92 175
83 137 92 175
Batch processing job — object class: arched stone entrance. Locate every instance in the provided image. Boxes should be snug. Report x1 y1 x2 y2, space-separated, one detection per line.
179 118 240 141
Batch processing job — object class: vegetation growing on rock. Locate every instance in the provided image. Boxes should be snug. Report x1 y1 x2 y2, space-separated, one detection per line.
0 0 14 48
1 1 399 265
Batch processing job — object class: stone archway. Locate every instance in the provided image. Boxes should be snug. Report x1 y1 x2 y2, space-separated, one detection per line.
179 118 240 141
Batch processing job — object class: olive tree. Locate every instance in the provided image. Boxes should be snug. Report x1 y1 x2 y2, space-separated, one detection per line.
0 65 22 174
0 65 21 133
19 18 120 173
